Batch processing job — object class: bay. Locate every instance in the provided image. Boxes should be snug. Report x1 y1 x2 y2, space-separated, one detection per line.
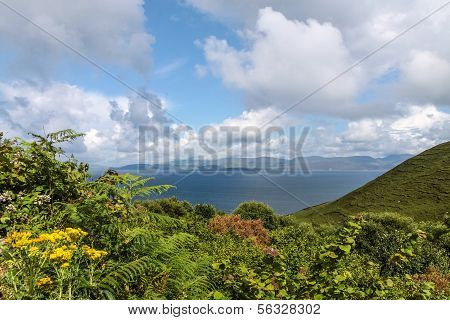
128 170 385 214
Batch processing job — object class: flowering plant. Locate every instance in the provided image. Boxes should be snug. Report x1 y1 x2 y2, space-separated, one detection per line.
0 228 107 299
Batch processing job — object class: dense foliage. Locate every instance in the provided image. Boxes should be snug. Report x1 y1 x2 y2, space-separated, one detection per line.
0 131 449 300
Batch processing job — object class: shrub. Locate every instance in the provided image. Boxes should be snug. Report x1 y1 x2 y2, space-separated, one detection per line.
156 197 193 217
1 129 450 300
232 201 278 230
356 213 415 268
412 266 450 297
135 200 164 215
208 214 270 246
194 203 216 219
439 232 450 251
271 224 322 272
356 212 449 275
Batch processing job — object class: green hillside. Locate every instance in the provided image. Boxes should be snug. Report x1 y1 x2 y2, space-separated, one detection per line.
293 141 450 224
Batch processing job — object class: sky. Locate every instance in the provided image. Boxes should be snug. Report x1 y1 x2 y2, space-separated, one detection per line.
0 0 449 166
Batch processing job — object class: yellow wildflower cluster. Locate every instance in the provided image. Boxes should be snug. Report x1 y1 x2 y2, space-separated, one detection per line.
34 228 87 243
46 245 75 262
36 277 53 287
4 228 87 249
4 228 107 266
82 245 108 261
4 231 33 248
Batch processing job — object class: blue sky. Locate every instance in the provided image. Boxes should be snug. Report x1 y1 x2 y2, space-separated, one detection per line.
144 0 244 127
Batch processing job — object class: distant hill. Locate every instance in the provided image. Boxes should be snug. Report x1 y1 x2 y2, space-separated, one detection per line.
116 154 412 172
292 142 450 224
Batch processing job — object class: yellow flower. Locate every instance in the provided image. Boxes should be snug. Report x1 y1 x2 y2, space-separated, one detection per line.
32 228 87 244
28 246 39 255
64 228 87 242
47 245 74 262
61 262 70 268
36 277 53 287
34 231 64 244
82 245 108 261
5 231 33 248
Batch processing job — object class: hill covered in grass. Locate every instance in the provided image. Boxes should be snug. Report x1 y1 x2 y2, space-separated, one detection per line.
293 142 450 224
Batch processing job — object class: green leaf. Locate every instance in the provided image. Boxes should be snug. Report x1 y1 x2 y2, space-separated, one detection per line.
385 279 394 287
213 291 224 300
339 245 351 253
265 283 275 291
328 251 338 259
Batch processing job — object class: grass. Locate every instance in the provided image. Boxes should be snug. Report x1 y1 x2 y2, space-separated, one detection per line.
292 141 450 224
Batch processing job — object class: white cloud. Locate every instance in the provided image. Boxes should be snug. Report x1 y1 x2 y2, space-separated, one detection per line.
0 0 153 76
185 0 378 28
0 81 176 165
397 50 450 104
199 7 360 116
337 104 450 155
1 2 449 161
193 2 450 112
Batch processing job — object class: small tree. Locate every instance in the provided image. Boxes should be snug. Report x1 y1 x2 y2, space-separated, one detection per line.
233 201 278 230
194 203 216 219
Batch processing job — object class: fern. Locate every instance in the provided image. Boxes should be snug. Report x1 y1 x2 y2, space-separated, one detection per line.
99 231 211 299
99 256 164 298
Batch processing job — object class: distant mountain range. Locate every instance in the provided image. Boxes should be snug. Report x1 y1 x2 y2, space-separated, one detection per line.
115 154 412 172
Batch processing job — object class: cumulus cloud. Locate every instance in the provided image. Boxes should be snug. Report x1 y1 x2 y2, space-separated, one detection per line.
0 0 153 77
397 50 450 105
185 0 379 28
192 1 450 112
0 81 177 165
199 8 360 116
337 105 450 155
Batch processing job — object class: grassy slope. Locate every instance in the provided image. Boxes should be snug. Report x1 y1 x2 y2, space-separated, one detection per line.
293 141 450 224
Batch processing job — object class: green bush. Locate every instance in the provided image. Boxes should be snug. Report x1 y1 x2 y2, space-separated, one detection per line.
135 200 164 215
439 232 450 251
233 201 278 230
271 224 322 272
156 197 193 217
356 212 449 275
356 213 415 267
194 203 216 219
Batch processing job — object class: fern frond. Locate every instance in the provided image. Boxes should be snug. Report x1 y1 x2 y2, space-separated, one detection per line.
99 256 163 299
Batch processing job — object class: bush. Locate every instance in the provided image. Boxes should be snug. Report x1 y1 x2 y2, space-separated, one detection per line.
356 213 415 267
135 200 164 215
271 224 322 272
208 214 271 247
356 212 449 275
156 197 193 217
194 203 216 219
232 201 278 230
440 232 450 251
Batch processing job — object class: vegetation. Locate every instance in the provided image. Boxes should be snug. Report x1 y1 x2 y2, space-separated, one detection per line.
0 131 448 300
293 142 450 224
